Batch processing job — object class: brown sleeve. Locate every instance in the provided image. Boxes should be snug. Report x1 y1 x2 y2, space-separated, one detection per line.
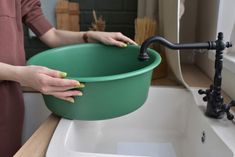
21 0 53 37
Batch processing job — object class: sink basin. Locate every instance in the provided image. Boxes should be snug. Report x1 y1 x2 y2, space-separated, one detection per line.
46 87 233 157
27 43 161 120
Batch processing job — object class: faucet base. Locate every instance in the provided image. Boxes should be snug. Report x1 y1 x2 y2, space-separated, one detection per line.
205 107 225 119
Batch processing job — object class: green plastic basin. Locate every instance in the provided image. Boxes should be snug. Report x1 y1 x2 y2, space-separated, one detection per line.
27 43 161 120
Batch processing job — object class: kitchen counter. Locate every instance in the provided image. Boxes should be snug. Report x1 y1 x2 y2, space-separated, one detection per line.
14 64 234 157
14 114 60 157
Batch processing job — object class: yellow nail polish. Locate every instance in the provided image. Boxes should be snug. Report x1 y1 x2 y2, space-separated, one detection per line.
60 72 67 78
122 44 127 47
77 83 85 88
77 92 83 96
68 98 75 103
75 82 81 88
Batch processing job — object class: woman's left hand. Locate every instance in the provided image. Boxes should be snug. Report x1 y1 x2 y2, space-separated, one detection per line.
87 31 138 47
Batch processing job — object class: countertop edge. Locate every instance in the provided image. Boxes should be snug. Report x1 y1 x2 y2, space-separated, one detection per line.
14 114 60 157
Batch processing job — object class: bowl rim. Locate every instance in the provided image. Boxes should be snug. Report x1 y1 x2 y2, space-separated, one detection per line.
27 43 161 82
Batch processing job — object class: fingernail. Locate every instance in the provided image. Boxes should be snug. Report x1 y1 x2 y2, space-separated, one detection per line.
77 92 83 96
74 82 81 88
76 83 85 88
122 44 127 48
60 72 67 78
67 98 75 103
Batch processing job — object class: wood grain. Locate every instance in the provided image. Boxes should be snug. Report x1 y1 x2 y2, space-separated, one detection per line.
56 0 70 30
14 114 60 157
68 2 80 31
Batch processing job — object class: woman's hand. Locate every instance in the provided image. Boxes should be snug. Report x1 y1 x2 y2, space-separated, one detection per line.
87 31 138 47
40 28 137 48
16 65 83 103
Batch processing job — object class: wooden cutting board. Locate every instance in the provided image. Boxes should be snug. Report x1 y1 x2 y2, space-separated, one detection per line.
68 2 80 31
55 0 80 31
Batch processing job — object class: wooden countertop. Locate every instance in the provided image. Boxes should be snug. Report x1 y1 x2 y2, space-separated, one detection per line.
14 64 233 157
14 114 60 157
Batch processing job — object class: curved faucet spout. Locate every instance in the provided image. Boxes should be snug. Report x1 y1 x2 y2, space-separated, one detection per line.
139 36 210 61
139 32 234 121
139 35 232 61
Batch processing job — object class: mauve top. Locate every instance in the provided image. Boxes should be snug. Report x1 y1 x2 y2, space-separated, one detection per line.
0 0 52 156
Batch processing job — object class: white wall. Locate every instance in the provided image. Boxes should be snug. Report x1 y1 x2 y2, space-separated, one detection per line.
195 0 220 79
216 0 235 43
180 0 198 64
22 93 51 144
195 0 235 99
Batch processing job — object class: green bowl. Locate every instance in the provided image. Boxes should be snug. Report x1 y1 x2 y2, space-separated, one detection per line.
27 43 161 120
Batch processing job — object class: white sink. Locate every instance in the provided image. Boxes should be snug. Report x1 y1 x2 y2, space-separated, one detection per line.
46 87 234 157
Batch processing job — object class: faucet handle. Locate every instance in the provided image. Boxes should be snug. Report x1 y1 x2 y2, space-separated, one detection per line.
226 112 234 121
198 88 214 102
223 100 235 121
198 89 207 95
203 96 208 102
198 89 209 102
229 100 235 107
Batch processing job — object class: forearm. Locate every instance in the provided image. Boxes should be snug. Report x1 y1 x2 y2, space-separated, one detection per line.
40 28 137 48
0 62 20 82
39 28 97 48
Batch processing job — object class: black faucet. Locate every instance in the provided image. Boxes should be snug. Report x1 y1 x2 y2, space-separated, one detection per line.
140 32 235 121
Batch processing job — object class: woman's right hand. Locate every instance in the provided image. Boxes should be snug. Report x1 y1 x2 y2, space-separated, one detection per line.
16 65 83 103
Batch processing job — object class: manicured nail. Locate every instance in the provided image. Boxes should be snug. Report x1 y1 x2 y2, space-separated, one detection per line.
74 82 81 88
76 83 85 88
122 44 127 47
67 98 75 103
77 92 83 96
60 72 67 78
